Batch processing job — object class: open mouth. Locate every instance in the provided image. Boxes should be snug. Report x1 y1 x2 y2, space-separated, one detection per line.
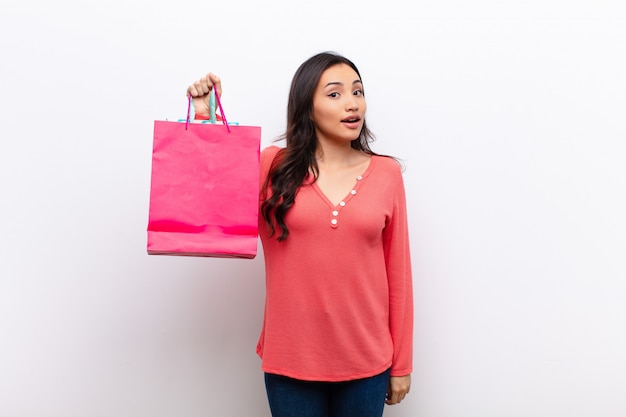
341 116 361 123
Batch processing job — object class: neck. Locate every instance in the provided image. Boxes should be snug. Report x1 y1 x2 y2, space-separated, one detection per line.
315 140 358 167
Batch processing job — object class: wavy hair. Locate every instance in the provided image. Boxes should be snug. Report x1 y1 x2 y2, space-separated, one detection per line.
261 52 378 241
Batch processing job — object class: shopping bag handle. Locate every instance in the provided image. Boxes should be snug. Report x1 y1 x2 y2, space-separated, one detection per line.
186 88 231 133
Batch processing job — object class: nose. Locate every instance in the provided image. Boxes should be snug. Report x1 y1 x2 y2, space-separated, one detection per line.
346 95 359 111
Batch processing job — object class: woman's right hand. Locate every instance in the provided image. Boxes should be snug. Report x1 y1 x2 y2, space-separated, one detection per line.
186 72 222 118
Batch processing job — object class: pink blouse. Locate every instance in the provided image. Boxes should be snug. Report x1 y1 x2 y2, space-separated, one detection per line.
256 146 413 382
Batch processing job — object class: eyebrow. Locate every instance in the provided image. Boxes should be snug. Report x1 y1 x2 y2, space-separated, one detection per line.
324 79 363 88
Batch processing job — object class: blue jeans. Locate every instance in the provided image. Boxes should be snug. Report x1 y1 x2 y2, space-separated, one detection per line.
264 368 391 417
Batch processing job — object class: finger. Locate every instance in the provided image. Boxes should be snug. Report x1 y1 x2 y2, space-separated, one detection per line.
208 72 222 97
198 78 211 95
385 394 400 405
186 85 197 97
385 391 399 405
187 81 206 98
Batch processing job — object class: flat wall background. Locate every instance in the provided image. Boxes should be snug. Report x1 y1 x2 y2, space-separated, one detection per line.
1 1 625 416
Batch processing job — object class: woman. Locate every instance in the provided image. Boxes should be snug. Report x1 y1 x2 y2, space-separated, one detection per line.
187 52 413 417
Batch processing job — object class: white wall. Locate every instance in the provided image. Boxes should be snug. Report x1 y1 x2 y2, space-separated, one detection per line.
1 1 625 416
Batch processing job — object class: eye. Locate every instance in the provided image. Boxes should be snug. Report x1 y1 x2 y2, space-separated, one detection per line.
328 92 339 98
353 89 364 96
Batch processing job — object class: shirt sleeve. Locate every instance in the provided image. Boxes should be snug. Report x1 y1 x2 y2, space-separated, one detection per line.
193 113 222 121
259 146 281 190
383 161 414 376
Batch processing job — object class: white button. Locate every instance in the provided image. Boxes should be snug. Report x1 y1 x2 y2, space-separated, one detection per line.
332 210 339 216
331 219 338 225
350 190 357 195
339 201 346 206
356 175 363 181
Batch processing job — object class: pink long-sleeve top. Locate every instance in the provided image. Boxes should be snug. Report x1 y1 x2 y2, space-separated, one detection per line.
256 146 413 382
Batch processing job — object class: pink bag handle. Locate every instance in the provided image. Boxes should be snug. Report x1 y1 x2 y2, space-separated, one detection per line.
213 88 230 132
186 88 230 133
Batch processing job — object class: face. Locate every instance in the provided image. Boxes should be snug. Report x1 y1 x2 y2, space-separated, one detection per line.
311 63 366 144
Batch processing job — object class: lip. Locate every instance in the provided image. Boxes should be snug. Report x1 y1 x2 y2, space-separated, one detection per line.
341 115 362 128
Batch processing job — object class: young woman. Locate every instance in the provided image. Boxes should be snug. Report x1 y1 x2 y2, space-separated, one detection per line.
187 52 413 417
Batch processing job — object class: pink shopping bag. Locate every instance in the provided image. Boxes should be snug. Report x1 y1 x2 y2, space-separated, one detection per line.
147 93 261 258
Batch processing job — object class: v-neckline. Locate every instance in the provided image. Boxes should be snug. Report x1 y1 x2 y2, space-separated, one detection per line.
310 156 377 208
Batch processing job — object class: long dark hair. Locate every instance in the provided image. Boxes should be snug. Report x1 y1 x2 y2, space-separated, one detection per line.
261 51 378 241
